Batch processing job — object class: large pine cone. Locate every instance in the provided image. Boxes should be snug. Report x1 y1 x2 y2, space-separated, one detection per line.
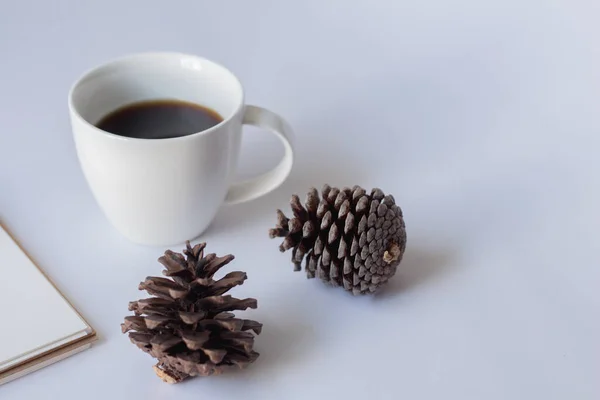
269 185 406 295
122 241 262 383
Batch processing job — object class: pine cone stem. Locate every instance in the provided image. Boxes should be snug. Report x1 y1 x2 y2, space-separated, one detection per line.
153 363 189 384
383 243 401 264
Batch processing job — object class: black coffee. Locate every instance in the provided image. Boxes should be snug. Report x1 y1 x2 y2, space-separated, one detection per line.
95 99 224 139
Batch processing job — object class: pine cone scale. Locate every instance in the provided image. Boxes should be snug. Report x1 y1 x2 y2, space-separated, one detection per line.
178 310 206 324
181 330 210 343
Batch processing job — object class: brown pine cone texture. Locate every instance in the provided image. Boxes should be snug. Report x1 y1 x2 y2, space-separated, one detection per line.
122 241 262 383
270 185 407 295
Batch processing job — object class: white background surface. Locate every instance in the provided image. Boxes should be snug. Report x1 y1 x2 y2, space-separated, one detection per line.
1 1 598 399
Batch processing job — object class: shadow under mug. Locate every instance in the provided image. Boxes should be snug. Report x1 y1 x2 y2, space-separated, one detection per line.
68 52 294 246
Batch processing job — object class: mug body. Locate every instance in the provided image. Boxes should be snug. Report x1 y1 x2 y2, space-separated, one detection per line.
69 53 245 245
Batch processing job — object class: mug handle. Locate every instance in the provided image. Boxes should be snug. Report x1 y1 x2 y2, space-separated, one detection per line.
224 105 295 205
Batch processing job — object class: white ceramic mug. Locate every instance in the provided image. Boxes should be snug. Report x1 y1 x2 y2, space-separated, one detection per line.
69 52 294 246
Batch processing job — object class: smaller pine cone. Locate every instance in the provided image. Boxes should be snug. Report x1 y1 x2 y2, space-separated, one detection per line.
269 185 406 295
122 241 262 383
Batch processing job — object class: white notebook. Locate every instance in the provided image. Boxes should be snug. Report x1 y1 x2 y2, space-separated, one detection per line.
0 223 96 385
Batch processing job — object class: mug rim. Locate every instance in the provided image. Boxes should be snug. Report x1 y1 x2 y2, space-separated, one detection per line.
67 51 245 142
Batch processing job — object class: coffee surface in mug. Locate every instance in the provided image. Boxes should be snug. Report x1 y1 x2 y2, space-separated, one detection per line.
95 99 224 139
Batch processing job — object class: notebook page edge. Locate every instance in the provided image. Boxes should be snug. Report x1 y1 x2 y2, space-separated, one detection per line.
0 329 89 372
0 334 96 386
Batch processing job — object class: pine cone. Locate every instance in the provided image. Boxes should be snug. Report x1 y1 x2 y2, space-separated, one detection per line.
122 241 262 383
269 185 406 295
